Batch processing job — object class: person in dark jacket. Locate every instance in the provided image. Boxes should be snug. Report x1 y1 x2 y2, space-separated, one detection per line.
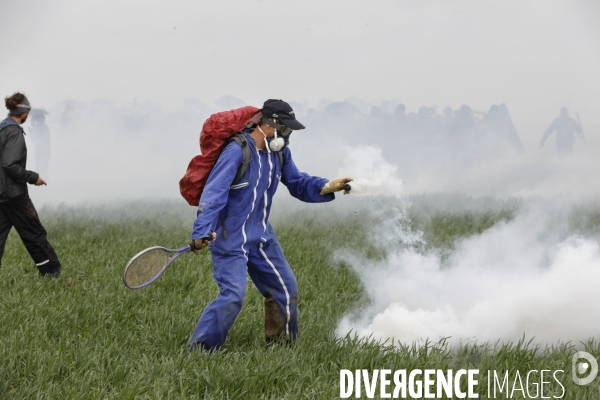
0 93 61 277
540 107 583 154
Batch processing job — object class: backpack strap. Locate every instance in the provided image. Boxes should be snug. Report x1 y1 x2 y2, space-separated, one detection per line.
245 112 262 129
277 150 283 167
230 133 251 184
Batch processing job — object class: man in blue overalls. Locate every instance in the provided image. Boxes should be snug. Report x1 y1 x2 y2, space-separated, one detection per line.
189 99 352 351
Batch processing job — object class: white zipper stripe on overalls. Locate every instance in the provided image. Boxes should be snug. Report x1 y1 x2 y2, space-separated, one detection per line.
240 148 262 261
259 242 290 338
261 151 273 232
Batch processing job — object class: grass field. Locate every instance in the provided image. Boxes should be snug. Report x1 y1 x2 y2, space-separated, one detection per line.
0 196 599 399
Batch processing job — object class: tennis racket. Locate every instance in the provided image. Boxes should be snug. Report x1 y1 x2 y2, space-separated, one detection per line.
123 234 213 289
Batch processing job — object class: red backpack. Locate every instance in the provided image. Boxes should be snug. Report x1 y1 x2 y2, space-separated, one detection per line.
179 106 261 206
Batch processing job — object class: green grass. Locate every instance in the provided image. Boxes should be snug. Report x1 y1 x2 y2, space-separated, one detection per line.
0 198 598 399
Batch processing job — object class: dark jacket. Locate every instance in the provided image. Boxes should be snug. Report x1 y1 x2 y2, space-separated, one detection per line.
0 118 39 198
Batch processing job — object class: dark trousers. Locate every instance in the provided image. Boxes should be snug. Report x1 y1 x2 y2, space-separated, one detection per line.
0 194 61 277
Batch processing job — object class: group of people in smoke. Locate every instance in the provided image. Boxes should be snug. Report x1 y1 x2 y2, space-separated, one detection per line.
302 102 584 161
48 98 585 168
396 103 525 149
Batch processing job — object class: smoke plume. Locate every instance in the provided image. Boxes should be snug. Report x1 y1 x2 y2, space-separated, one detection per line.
333 146 600 346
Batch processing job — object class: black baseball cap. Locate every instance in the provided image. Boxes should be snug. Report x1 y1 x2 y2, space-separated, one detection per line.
260 99 305 130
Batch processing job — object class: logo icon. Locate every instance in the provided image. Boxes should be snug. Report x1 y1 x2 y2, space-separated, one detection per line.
572 351 598 386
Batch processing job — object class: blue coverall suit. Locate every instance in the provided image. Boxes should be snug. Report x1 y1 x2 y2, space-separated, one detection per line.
190 130 334 350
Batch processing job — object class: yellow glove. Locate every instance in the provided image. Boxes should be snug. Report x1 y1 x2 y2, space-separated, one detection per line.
320 177 353 195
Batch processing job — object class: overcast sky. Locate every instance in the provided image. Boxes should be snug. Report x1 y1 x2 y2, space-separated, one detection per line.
2 0 599 122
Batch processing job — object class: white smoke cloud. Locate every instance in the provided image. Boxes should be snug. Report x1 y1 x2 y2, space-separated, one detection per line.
338 146 405 198
334 146 600 346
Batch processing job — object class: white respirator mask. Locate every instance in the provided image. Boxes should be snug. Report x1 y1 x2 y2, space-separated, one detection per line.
265 118 292 152
258 119 292 153
268 129 285 152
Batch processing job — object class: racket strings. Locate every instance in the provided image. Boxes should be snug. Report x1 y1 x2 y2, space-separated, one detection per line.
124 248 169 288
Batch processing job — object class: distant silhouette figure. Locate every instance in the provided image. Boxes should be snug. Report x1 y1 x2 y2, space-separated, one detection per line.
450 105 476 152
29 109 51 177
394 103 407 118
414 106 440 138
392 103 408 131
480 104 525 154
443 106 453 124
439 106 453 137
540 107 582 154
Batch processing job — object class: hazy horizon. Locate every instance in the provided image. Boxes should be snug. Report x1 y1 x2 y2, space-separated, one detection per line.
2 0 599 205
2 0 599 125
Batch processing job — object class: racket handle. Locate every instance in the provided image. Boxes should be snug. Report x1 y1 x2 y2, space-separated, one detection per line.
189 230 215 251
